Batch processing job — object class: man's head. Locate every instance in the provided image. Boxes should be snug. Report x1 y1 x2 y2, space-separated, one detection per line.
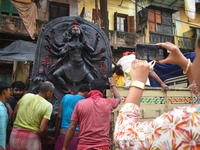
11 81 25 101
39 81 55 100
78 84 90 97
90 79 106 93
0 81 11 103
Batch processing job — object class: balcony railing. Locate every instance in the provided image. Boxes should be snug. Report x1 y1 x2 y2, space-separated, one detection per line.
149 31 174 44
109 30 145 48
175 36 195 51
149 32 195 52
0 14 47 37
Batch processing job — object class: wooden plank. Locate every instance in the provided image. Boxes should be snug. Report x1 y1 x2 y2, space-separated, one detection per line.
149 22 156 32
128 16 135 33
148 8 155 22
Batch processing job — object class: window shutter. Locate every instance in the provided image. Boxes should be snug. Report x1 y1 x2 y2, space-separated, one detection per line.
0 0 18 15
148 8 155 22
155 9 161 24
128 16 135 33
49 2 69 21
149 22 156 32
92 9 96 22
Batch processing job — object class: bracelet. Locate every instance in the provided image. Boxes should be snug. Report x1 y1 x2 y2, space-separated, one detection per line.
130 80 145 90
183 59 191 74
110 84 116 88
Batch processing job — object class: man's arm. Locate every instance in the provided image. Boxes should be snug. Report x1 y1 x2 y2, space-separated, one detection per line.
11 104 18 122
40 117 49 147
50 104 62 144
149 71 169 91
62 120 78 150
109 77 121 104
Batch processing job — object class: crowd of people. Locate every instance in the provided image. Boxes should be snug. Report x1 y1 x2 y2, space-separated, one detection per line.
0 38 199 150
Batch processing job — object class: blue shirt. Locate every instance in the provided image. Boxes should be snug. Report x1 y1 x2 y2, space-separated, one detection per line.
61 94 85 131
0 101 8 149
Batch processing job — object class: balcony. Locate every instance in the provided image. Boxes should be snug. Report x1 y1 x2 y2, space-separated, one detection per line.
175 36 195 52
109 30 145 49
0 14 47 38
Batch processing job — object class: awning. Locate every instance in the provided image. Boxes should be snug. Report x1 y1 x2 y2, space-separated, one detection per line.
0 40 36 61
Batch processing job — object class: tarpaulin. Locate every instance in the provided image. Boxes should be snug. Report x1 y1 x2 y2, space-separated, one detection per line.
0 40 36 62
150 52 196 87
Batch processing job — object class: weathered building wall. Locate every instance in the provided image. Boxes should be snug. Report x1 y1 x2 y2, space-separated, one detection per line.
78 0 135 30
172 8 199 51
0 14 46 37
175 8 200 37
109 30 145 47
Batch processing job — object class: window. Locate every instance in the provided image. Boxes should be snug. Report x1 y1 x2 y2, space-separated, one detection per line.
117 16 126 32
148 8 172 34
114 12 135 33
0 0 19 16
49 2 69 21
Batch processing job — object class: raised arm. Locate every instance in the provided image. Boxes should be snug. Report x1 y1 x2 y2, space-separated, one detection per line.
125 60 149 106
114 60 150 149
149 71 169 91
156 42 193 84
109 77 121 104
191 38 200 90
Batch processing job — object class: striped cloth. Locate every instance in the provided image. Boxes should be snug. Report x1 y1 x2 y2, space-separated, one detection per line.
9 127 42 150
92 146 110 150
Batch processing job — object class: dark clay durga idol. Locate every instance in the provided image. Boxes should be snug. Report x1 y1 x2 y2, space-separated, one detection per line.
30 16 112 119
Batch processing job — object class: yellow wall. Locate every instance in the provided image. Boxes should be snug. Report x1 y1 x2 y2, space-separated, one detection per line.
179 9 200 36
174 9 200 46
78 0 135 30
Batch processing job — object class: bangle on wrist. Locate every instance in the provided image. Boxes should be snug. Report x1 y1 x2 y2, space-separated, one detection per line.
183 59 191 74
130 80 145 90
110 84 116 88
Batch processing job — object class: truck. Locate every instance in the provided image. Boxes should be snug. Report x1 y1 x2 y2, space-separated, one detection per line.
108 84 199 150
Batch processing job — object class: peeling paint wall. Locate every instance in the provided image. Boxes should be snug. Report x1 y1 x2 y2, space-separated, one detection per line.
173 11 182 36
38 0 48 21
0 15 45 37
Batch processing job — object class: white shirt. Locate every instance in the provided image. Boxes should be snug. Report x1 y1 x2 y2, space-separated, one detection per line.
117 54 150 86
